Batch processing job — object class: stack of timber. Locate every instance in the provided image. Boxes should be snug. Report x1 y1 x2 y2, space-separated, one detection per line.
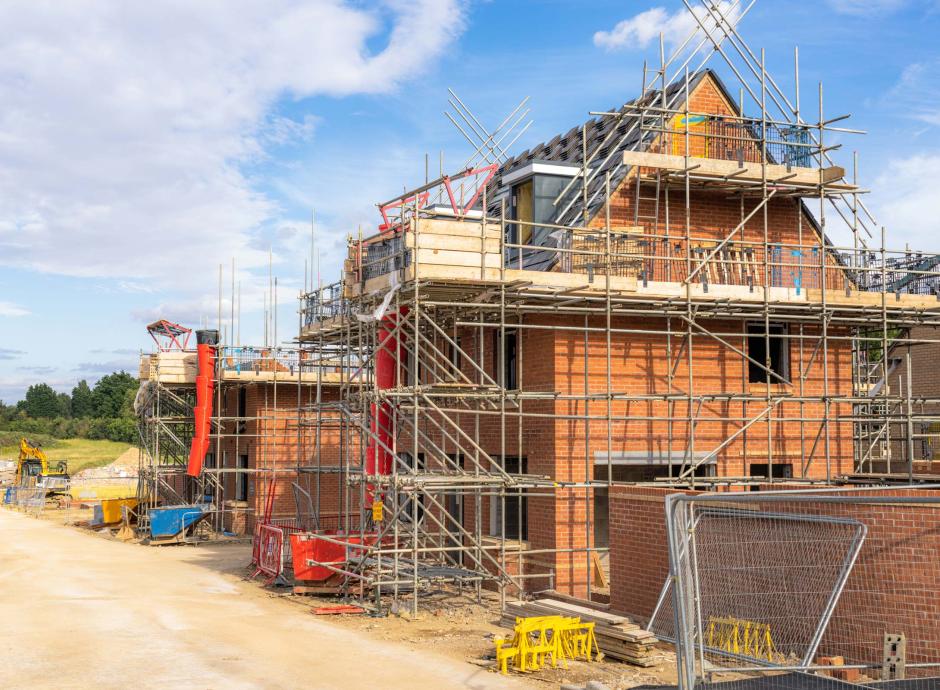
348 218 503 296
501 598 659 666
139 352 197 384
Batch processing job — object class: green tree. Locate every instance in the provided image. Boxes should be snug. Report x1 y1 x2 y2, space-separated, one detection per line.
106 417 137 444
91 371 138 418
71 380 95 418
56 392 72 418
0 400 16 423
23 383 60 418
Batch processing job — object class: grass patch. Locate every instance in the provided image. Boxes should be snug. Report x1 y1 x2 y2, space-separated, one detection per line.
0 438 134 474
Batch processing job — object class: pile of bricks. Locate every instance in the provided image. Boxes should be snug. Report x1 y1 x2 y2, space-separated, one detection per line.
817 655 860 682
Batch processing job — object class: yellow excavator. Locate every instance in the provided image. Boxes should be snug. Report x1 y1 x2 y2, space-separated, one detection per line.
15 438 70 494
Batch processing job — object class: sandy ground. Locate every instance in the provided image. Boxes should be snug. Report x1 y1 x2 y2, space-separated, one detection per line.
1 505 682 690
72 446 138 479
0 509 528 690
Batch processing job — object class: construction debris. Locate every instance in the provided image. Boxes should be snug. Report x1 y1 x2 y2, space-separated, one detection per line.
561 683 612 690
312 604 366 616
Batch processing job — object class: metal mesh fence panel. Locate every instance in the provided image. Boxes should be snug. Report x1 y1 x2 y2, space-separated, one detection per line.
657 489 940 690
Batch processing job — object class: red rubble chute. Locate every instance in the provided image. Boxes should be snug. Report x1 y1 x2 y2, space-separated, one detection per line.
187 329 218 477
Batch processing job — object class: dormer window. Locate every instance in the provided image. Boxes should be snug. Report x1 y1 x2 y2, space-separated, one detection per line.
502 162 582 270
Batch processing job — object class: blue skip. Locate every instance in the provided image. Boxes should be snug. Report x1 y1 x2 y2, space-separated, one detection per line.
149 504 210 539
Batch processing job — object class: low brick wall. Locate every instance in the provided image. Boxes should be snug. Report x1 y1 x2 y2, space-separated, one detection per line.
609 485 940 666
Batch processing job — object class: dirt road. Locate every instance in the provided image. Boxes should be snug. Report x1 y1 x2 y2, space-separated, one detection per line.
0 509 524 690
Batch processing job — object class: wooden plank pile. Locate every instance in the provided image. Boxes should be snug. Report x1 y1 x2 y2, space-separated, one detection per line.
501 598 659 666
139 352 198 384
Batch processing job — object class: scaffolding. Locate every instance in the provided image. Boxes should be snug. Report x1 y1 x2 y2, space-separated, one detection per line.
135 340 324 542
131 1 940 617
289 0 940 615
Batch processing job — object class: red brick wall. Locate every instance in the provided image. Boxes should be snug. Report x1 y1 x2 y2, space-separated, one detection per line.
591 71 850 293
885 325 940 467
213 381 352 534
553 315 854 481
389 75 856 593
609 485 940 668
608 485 692 618
806 489 940 666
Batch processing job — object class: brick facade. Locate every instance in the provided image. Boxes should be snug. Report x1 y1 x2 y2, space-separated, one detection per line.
434 74 857 596
238 73 858 602
608 485 940 668
213 381 351 534
885 325 940 470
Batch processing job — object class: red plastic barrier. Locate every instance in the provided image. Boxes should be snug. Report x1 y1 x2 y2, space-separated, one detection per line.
187 332 216 477
256 524 284 580
251 523 262 565
291 532 375 582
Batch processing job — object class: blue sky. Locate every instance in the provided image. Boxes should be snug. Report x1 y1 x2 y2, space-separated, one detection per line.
1 0 939 403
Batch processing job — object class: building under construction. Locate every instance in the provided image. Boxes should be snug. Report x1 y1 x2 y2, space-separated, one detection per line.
134 3 940 668
290 45 940 612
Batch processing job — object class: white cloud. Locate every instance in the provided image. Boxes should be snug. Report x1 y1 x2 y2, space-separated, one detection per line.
873 154 940 250
827 0 908 14
73 360 139 376
0 373 75 402
887 60 940 126
0 0 464 292
593 2 740 52
18 365 56 376
0 301 29 317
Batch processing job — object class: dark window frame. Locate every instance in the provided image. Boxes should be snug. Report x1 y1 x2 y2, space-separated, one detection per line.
237 387 247 433
746 322 790 384
236 454 249 502
448 336 462 373
749 463 794 481
493 329 518 390
493 456 528 541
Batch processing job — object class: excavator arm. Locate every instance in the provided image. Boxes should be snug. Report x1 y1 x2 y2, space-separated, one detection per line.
15 438 69 492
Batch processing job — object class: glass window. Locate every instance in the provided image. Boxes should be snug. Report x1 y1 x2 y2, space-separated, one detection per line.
236 454 248 501
747 323 790 383
491 456 528 541
532 175 570 227
493 330 518 389
508 173 580 270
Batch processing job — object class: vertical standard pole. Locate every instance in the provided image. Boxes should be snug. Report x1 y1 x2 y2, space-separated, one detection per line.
819 80 832 482
881 226 890 474
906 348 915 483
683 66 695 479
411 197 420 615
761 48 774 484
605 172 613 556
794 46 801 123
498 198 507 610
